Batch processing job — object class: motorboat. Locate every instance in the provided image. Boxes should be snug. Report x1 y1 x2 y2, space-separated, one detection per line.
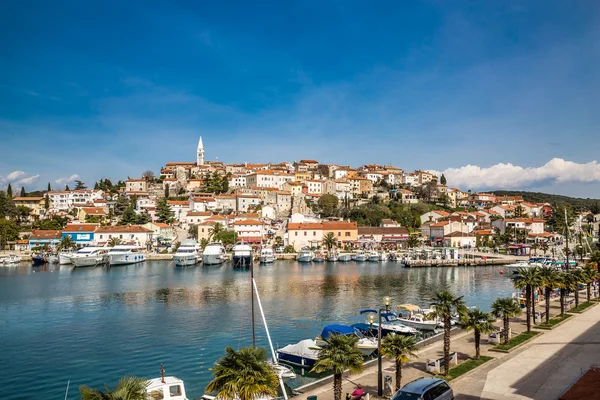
267 361 297 381
396 304 439 331
58 251 74 265
231 243 253 267
202 242 227 265
359 310 418 336
313 251 325 262
47 254 59 264
352 250 368 262
276 339 320 368
2 254 21 265
388 252 398 262
297 247 314 263
506 260 543 275
379 251 389 261
338 253 353 262
326 251 339 262
146 370 189 400
108 245 146 266
259 247 276 263
368 250 380 262
70 247 109 267
31 254 48 266
315 324 378 356
173 240 202 266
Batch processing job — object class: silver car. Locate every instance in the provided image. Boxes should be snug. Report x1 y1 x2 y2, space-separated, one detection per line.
391 377 453 400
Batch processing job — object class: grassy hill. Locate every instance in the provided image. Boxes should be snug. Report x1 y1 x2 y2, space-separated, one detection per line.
491 190 600 212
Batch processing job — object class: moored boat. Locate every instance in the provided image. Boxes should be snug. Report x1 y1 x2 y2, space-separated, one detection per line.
58 251 74 265
326 250 339 262
397 304 439 331
313 251 325 262
297 247 314 263
2 254 22 265
315 324 378 356
259 247 276 263
352 250 368 262
173 240 202 266
276 338 320 368
231 243 253 267
108 245 146 266
31 254 48 266
338 253 353 262
70 247 109 267
368 250 380 262
202 242 227 265
146 367 189 400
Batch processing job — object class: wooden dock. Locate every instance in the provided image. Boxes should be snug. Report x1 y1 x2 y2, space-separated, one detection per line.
404 258 517 267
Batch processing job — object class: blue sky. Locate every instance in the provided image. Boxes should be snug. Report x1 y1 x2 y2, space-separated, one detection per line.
1 0 599 196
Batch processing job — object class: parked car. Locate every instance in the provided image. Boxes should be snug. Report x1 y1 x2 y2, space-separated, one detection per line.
391 377 453 400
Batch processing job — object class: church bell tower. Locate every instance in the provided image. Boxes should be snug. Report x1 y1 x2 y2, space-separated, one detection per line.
197 136 204 166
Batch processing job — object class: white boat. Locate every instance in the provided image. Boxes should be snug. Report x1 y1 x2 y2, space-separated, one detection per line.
2 254 21 265
326 251 339 262
315 325 378 356
202 242 227 265
338 253 353 262
507 261 542 275
268 361 297 381
259 247 276 264
313 252 325 262
232 243 253 267
352 250 368 262
47 254 59 264
147 372 189 400
396 304 439 331
70 247 109 267
58 251 74 265
360 310 418 335
173 240 202 266
277 339 320 368
379 251 389 261
297 248 314 263
368 250 380 262
108 245 146 266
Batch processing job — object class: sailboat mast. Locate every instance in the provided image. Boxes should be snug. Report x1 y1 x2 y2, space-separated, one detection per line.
251 260 256 347
564 208 569 270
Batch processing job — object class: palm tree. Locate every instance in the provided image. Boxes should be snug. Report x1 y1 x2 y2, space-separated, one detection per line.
531 243 539 256
80 376 148 399
582 264 599 302
209 222 224 240
491 298 521 345
511 267 540 332
322 232 336 251
538 266 558 323
206 346 279 400
459 309 495 359
108 237 122 247
200 238 209 250
427 290 466 376
381 334 418 391
554 271 568 316
406 235 420 249
58 235 75 251
311 334 365 400
567 269 584 308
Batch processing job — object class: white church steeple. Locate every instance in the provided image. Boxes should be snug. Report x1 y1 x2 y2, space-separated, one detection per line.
197 136 204 166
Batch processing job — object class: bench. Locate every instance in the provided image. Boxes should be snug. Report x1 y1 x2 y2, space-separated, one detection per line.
426 352 458 374
488 328 512 344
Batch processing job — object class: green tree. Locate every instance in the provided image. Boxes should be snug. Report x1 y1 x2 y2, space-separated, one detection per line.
108 237 122 247
406 234 420 249
582 264 599 302
0 219 19 249
565 270 584 309
19 187 26 197
205 346 279 400
74 180 87 190
209 223 224 240
427 290 466 376
188 225 198 240
283 245 295 253
214 230 238 246
164 184 170 199
135 210 150 225
7 183 12 198
156 197 175 224
47 182 51 192
114 196 130 216
511 267 540 333
491 298 521 345
38 216 65 230
460 309 495 360
16 205 30 224
200 238 209 250
381 334 418 390
119 205 138 225
58 235 75 251
0 191 17 219
440 174 447 185
322 232 336 251
44 194 50 210
65 185 70 191
538 266 557 324
553 271 568 316
514 204 527 218
311 334 365 400
79 376 148 400
318 194 339 217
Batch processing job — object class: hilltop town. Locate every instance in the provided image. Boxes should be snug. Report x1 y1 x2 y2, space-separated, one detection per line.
1 136 599 256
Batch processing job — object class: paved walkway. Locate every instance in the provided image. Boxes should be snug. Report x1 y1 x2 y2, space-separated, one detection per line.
453 303 600 400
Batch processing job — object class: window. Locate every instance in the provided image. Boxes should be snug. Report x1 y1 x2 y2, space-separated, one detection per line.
304 232 307 236
338 232 341 237
169 385 182 397
295 232 298 236
345 232 351 237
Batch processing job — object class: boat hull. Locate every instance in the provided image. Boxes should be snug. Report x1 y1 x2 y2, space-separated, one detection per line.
276 351 317 368
31 256 46 266
232 255 252 267
297 256 313 263
58 253 73 265
174 255 200 266
338 254 353 262
313 257 325 262
368 256 380 262
72 256 108 267
259 256 275 263
353 255 368 262
109 254 146 266
399 320 438 331
203 254 225 265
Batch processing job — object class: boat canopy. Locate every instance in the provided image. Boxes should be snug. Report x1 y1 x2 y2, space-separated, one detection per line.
278 339 319 358
320 324 356 340
397 304 421 312
351 323 373 332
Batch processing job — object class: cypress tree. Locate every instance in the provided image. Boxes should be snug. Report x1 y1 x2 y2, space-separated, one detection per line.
20 187 26 197
7 183 13 198
47 182 51 192
65 185 70 191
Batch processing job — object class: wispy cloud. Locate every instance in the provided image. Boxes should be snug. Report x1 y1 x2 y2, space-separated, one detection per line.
431 158 600 190
16 175 40 185
0 171 40 188
54 174 80 184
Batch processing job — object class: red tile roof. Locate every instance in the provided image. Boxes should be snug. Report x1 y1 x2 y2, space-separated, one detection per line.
95 225 152 233
30 230 62 239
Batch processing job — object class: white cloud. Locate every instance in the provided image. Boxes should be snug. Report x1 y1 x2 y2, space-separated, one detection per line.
432 158 600 190
0 171 26 183
54 174 80 185
16 175 40 185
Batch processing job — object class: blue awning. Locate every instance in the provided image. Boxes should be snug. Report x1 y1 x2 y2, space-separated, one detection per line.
320 324 356 340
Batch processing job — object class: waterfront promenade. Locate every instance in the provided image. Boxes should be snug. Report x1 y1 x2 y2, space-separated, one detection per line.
298 295 599 400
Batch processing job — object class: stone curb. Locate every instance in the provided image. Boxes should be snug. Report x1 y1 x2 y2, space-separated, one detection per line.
489 331 543 353
535 314 573 330
449 356 498 384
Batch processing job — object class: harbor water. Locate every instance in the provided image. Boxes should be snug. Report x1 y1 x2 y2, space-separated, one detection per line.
0 260 515 399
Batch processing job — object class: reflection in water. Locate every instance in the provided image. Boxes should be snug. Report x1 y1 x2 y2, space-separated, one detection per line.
0 261 513 399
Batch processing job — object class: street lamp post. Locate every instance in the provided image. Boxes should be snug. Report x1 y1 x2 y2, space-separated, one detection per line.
378 296 392 396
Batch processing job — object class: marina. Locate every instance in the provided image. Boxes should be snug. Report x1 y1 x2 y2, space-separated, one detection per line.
0 260 515 399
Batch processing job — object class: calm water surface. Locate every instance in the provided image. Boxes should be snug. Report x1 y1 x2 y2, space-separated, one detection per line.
0 261 514 399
